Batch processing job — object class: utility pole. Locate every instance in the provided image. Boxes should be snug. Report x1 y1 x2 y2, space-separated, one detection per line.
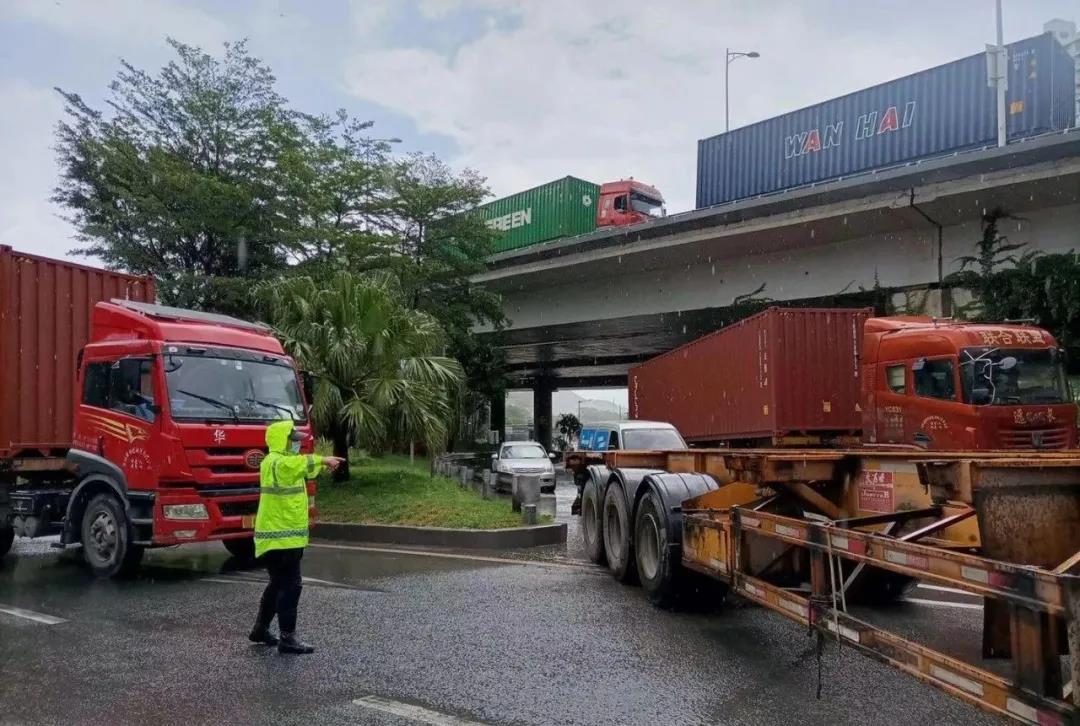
988 0 1008 147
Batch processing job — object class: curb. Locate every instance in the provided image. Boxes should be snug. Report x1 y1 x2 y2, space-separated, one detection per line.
311 521 568 550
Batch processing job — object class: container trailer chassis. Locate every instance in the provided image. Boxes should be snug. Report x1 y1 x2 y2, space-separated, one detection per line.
568 449 1080 723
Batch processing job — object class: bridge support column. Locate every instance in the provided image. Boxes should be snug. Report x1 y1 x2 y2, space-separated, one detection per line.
533 377 555 451
490 392 505 444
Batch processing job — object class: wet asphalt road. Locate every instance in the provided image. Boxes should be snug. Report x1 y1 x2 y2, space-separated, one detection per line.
0 481 1003 726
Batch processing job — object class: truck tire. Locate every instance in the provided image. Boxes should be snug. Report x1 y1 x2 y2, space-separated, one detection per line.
0 525 13 559
223 537 256 562
602 483 636 583
634 481 728 610
581 478 605 565
81 493 143 578
634 488 682 607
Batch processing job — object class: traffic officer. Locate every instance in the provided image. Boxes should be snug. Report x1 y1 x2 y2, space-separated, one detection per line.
248 419 343 654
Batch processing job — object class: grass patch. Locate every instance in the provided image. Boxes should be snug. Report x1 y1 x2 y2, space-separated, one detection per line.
316 453 530 529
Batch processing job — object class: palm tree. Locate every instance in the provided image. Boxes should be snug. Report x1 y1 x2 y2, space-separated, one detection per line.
259 272 463 480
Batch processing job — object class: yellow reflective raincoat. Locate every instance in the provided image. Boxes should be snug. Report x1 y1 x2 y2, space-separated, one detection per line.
254 420 324 558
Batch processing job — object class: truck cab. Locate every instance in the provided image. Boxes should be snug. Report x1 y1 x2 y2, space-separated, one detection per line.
596 180 665 229
861 317 1077 449
14 299 312 576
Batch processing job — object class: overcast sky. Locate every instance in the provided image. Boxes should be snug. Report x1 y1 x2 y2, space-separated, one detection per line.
2 0 1076 264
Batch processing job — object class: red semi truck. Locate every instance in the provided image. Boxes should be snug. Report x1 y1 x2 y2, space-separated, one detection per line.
0 248 312 576
629 307 1077 450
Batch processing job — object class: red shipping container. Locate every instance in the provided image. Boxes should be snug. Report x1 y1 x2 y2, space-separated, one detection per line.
0 246 155 458
629 307 872 444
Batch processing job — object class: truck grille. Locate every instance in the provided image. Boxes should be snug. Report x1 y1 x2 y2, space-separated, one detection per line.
185 447 262 484
999 426 1070 450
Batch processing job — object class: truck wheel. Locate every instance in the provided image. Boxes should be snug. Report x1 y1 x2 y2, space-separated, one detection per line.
223 537 256 562
602 483 636 583
81 493 143 578
0 525 13 559
581 479 605 565
634 489 683 608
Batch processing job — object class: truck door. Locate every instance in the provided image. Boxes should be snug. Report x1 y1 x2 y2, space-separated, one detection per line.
875 362 909 444
78 357 161 489
907 356 961 449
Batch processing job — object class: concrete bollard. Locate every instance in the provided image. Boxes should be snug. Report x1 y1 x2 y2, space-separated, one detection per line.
537 493 557 520
522 503 538 526
481 471 493 500
511 474 521 512
460 466 472 487
518 474 541 508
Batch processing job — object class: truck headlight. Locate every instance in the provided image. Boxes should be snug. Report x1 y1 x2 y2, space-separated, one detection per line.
163 503 209 520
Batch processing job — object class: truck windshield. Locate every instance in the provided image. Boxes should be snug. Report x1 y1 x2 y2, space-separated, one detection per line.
959 347 1069 406
164 354 305 422
623 428 686 449
630 191 664 217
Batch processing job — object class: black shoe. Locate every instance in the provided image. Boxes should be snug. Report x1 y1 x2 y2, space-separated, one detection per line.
248 626 279 646
277 632 315 655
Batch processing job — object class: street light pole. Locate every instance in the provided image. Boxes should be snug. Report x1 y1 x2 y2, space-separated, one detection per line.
725 49 760 133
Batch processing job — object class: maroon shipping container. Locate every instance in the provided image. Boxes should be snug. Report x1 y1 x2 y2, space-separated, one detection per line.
0 246 156 459
629 307 872 444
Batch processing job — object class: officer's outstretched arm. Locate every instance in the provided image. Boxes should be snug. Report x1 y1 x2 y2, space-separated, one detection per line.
278 453 325 481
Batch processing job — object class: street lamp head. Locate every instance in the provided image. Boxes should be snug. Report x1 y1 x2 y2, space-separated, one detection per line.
746 51 760 58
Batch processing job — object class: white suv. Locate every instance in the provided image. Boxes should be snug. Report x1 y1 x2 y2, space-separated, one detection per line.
491 441 556 493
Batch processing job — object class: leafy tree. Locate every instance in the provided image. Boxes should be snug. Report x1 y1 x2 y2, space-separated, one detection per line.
54 40 296 288
369 153 509 441
259 272 463 480
556 413 582 451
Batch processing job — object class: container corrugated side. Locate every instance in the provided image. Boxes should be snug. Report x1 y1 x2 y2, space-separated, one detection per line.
475 176 600 252
0 247 156 458
629 307 870 443
697 32 1076 208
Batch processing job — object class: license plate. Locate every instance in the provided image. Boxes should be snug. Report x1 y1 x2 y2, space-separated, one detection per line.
241 515 255 529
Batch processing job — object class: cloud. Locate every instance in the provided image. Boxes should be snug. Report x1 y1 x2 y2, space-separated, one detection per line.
1 0 228 49
0 80 73 258
341 1 1037 212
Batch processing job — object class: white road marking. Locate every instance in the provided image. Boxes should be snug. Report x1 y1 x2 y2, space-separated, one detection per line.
201 577 257 585
310 542 599 572
916 583 978 597
0 604 68 625
352 695 484 726
906 597 984 610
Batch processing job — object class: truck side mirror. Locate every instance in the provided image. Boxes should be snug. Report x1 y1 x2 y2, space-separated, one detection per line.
301 371 315 404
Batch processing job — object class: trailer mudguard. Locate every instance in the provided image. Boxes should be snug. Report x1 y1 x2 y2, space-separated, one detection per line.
636 472 720 547
607 467 669 510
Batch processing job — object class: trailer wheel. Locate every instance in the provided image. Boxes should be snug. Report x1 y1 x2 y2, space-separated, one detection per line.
602 483 636 583
223 537 256 562
581 479 605 565
634 488 682 607
80 493 143 578
0 525 13 559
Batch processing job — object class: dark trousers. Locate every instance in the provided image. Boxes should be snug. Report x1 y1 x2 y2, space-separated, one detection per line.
256 547 304 634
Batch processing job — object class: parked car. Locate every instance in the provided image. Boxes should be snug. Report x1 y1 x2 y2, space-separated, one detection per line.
577 421 687 451
491 441 556 493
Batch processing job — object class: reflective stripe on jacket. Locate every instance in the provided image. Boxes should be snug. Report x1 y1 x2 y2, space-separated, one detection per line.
254 420 323 558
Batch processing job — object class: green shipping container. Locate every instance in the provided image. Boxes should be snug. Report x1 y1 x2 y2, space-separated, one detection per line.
476 176 599 253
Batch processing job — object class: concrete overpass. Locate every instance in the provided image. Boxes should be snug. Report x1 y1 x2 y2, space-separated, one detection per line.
477 130 1080 446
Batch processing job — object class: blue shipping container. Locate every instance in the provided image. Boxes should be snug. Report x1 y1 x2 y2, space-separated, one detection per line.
696 33 1076 208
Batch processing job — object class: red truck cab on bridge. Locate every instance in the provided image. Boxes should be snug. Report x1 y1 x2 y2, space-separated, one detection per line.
596 179 665 230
